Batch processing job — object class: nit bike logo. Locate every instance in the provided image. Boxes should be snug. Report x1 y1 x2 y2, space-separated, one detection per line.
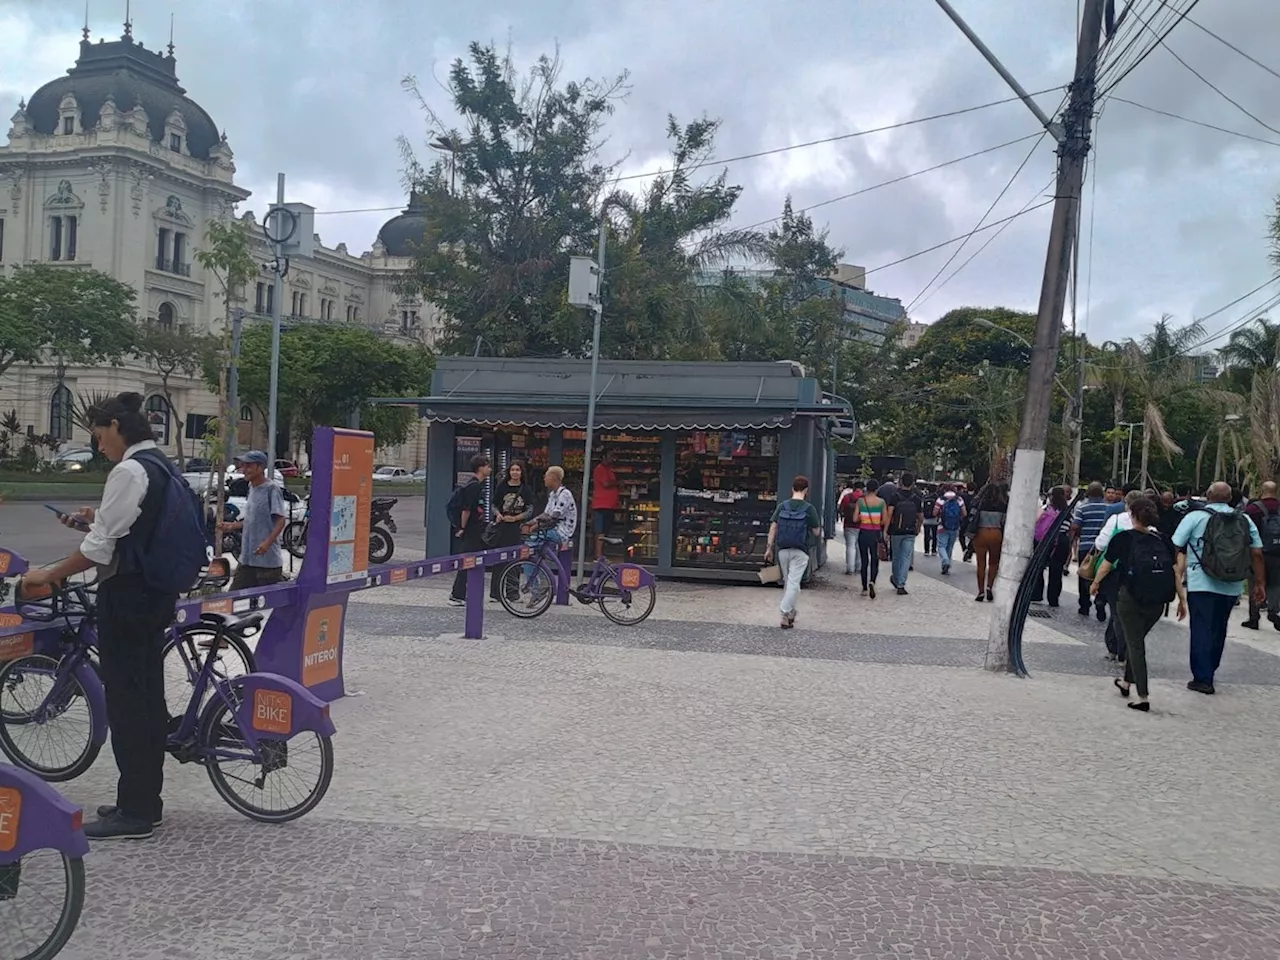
0 787 20 853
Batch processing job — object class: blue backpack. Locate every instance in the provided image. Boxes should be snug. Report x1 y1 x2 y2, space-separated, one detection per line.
775 502 810 550
122 450 212 594
941 498 964 531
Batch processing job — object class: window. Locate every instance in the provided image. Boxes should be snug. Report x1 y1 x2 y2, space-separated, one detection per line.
49 384 73 441
319 298 328 320
50 216 63 260
299 294 307 317
157 302 175 331
291 291 299 316
172 232 185 268
145 395 171 445
0 218 5 262
63 116 74 135
157 228 170 269
169 134 182 152
239 405 253 422
255 283 265 313
346 305 353 322
265 284 274 314
401 310 420 333
65 217 77 261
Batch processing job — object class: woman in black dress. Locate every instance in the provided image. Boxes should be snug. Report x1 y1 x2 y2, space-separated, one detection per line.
489 461 535 601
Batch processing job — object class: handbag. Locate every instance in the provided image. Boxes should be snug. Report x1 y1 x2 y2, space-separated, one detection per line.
1078 548 1099 581
877 539 890 562
758 563 782 585
480 520 502 546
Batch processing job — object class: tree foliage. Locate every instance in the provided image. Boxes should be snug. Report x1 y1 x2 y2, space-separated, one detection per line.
0 264 137 377
218 324 434 452
133 324 219 444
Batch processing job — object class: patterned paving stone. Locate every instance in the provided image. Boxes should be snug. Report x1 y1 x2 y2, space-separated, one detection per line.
58 820 1280 959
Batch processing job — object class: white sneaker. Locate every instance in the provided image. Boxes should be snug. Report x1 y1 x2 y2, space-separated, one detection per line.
448 597 466 607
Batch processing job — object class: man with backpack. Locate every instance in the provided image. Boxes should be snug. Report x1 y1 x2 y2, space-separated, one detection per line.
885 473 923 595
1172 481 1267 694
934 487 966 575
446 454 493 606
763 475 822 630
1243 480 1280 631
23 391 209 840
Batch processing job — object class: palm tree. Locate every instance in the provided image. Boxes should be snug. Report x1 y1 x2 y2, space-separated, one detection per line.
1087 341 1137 482
1219 316 1280 393
1250 370 1280 483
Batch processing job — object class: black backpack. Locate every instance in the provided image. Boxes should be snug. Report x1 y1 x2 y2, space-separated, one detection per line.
445 478 478 530
1258 502 1280 556
775 502 811 550
1191 508 1253 582
1123 531 1177 606
890 494 920 534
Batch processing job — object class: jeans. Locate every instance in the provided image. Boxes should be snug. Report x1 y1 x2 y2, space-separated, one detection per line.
1117 589 1164 698
858 529 881 588
97 573 176 825
843 527 860 574
1187 591 1237 685
890 534 915 587
923 524 938 554
520 529 565 585
936 528 959 571
778 547 810 618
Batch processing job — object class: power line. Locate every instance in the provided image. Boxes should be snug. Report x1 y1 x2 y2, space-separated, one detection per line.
311 88 1063 217
1118 2 1280 138
1162 3 1280 83
1099 0 1203 94
735 132 1043 233
1107 96 1280 147
906 132 1049 312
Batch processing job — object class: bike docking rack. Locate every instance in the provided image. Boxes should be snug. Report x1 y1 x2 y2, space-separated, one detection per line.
0 426 591 704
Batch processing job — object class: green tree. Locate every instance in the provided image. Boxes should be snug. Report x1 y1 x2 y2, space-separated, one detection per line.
133 324 218 453
1086 340 1138 483
398 42 627 357
906 307 1037 383
1218 316 1279 393
0 264 137 378
223 324 433 453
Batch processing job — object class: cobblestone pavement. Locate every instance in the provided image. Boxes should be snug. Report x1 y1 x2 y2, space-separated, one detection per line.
27 531 1280 958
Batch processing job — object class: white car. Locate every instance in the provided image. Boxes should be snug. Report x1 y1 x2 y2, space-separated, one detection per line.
183 468 287 495
374 466 415 482
54 448 95 472
213 477 307 521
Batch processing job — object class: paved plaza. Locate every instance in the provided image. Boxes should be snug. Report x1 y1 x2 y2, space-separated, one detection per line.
14 521 1280 958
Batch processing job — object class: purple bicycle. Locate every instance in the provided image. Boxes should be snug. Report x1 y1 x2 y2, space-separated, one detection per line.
0 763 88 960
497 526 657 625
0 579 336 824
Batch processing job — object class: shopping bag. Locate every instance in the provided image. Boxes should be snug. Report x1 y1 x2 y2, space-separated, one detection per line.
1078 549 1099 581
758 564 782 584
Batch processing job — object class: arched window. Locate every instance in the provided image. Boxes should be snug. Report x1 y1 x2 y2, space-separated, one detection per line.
157 302 175 331
145 394 171 445
239 405 253 422
49 384 73 441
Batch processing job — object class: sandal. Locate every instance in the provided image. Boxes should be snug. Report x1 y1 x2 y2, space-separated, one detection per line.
1128 701 1150 712
1113 678 1130 698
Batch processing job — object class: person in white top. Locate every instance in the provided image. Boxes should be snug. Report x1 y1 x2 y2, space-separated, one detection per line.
1094 490 1142 662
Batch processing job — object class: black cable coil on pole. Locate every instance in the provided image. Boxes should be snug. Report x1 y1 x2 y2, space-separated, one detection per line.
1007 490 1086 677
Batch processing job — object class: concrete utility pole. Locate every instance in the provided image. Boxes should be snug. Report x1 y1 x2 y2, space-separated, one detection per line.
227 307 244 461
576 216 608 586
265 173 287 464
934 0 1107 672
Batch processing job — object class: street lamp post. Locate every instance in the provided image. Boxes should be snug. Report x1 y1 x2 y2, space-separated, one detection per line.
1117 421 1142 486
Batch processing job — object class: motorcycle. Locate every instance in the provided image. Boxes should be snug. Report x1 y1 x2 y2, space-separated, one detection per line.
370 497 397 564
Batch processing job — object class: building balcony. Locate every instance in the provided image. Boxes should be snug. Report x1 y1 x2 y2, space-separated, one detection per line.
154 258 192 277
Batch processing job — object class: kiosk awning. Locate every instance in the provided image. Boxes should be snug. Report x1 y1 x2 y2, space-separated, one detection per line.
413 400 796 431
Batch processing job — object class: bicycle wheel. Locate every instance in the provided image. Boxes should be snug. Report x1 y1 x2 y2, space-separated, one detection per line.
161 627 256 725
200 687 334 823
0 657 100 783
498 560 555 619
368 527 394 564
597 573 657 625
0 851 86 960
283 520 307 559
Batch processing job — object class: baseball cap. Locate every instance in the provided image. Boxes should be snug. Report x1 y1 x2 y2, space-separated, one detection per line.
234 450 269 466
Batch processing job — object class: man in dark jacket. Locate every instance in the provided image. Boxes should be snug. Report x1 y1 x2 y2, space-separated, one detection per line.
1243 480 1280 630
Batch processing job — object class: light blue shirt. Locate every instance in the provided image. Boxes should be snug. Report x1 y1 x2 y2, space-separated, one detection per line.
1171 503 1261 596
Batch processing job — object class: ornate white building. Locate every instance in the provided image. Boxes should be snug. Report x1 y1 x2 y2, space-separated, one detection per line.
0 22 438 466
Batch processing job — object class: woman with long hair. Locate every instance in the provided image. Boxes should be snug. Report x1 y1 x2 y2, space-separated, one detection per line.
852 479 887 598
1090 496 1187 711
489 460 534 601
1031 485 1072 607
972 483 1008 602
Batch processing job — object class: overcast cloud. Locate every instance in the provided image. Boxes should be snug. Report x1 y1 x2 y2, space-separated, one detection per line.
2 0 1278 344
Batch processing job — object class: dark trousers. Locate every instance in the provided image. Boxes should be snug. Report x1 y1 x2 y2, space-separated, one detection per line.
1117 589 1164 699
1031 534 1070 604
450 526 484 600
1077 553 1105 615
1188 591 1236 685
858 529 881 588
96 574 176 825
1247 555 1280 623
923 524 938 554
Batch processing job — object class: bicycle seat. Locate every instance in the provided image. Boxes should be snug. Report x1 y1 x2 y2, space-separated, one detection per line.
199 610 265 636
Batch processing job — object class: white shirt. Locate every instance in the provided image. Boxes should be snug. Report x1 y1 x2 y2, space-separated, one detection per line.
545 485 577 541
1094 511 1133 552
79 440 159 568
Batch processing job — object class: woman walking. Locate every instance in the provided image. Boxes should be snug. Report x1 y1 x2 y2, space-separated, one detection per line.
1031 485 1072 606
971 483 1008 602
489 461 534 602
1090 496 1185 711
853 479 887 598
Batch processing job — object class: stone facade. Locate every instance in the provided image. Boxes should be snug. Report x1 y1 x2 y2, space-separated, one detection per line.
0 28 435 468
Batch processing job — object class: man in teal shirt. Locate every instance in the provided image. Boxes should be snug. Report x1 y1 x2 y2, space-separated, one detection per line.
764 475 822 630
1172 482 1266 694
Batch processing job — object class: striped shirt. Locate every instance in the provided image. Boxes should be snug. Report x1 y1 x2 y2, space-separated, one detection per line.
857 499 886 531
1072 498 1114 558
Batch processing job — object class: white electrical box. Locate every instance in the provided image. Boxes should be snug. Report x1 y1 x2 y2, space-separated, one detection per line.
567 255 599 308
266 203 316 258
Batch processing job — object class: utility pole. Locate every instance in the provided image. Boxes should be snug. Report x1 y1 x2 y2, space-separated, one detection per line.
265 173 288 464
228 307 244 461
576 216 607 586
934 0 1107 672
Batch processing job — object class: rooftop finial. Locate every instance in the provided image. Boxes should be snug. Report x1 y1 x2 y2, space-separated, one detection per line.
167 13 174 56
82 1 90 41
123 0 131 39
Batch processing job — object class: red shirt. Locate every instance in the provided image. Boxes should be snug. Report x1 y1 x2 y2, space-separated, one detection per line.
592 463 620 510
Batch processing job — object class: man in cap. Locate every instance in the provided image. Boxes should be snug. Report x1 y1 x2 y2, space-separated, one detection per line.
219 450 288 590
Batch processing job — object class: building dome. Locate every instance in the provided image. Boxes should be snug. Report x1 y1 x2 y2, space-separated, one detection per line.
25 33 221 160
376 192 428 257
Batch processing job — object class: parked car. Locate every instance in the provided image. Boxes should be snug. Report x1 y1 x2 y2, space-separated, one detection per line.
185 457 213 472
373 465 414 482
275 459 301 478
411 466 426 482
53 448 94 472
223 476 307 521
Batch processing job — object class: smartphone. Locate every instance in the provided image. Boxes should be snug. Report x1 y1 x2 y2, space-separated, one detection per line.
45 504 90 531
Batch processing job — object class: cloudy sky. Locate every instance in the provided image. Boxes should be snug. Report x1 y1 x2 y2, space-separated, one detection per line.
2 0 1278 344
